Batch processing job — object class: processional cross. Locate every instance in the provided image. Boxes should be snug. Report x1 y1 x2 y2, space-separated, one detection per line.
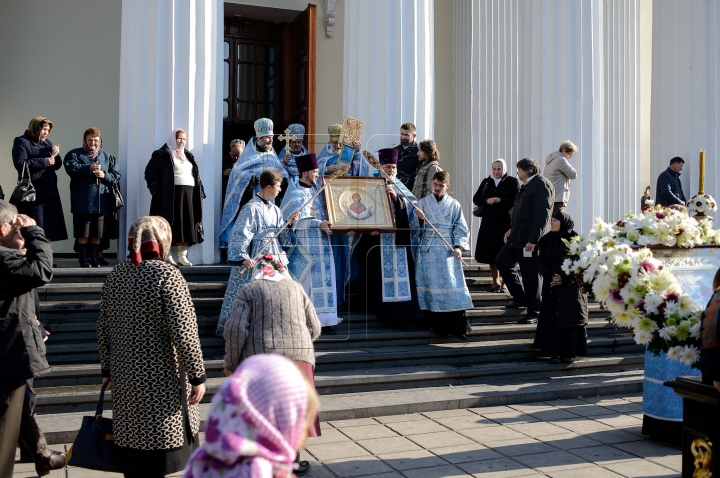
278 128 297 154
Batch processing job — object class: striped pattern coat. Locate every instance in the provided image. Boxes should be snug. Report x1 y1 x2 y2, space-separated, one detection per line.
223 278 321 370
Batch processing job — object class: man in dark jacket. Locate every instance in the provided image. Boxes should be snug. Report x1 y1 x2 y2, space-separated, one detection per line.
394 123 420 190
0 200 63 476
655 156 687 207
495 158 554 324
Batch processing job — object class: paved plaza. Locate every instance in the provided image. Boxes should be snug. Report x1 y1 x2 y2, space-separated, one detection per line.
14 392 682 478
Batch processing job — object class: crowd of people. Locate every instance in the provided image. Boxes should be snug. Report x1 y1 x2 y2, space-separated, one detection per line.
1 113 706 477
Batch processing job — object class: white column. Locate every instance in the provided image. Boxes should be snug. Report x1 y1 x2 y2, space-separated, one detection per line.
454 0 640 241
119 0 223 264
343 0 434 151
651 1 720 201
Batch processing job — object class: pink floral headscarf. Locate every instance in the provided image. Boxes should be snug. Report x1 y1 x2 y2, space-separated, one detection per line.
167 128 188 163
184 354 309 478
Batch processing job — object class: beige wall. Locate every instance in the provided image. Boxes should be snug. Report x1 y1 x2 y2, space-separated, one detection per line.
0 0 122 253
639 0 653 195
433 0 455 189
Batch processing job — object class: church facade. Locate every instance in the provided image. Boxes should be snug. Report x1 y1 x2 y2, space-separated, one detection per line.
1 0 718 263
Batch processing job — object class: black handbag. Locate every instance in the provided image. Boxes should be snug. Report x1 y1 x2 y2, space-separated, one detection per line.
9 160 36 206
110 181 125 210
66 381 121 472
196 222 205 244
473 182 487 217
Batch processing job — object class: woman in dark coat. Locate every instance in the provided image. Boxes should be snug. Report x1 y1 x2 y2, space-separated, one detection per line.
64 127 121 267
11 116 68 242
144 128 204 266
533 211 588 363
473 159 520 292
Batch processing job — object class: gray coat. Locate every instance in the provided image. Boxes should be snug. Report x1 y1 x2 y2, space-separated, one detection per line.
411 160 443 200
224 278 321 370
544 151 577 204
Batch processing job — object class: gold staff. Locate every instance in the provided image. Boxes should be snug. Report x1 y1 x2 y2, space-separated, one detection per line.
363 151 468 267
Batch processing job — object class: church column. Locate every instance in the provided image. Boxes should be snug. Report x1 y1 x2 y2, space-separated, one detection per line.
342 0 435 150
454 0 640 239
651 1 720 200
118 0 223 264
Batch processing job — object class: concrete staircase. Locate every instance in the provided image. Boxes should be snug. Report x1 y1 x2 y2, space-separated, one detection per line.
33 261 645 442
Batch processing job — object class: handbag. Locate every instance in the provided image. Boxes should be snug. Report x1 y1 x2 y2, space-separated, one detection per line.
110 181 125 210
9 160 36 206
196 222 205 244
473 181 487 217
66 381 121 472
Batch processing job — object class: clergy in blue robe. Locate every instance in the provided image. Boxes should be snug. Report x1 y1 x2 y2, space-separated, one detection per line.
277 123 308 182
316 124 368 184
219 118 289 247
217 169 299 336
353 148 424 326
280 153 343 330
413 170 474 339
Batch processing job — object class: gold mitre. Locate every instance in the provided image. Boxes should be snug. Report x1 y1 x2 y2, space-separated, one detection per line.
328 124 342 141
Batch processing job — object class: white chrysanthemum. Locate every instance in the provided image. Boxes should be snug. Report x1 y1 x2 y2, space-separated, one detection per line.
658 326 677 341
634 329 654 345
666 346 683 361
642 293 664 315
612 311 634 328
678 295 699 316
690 322 701 340
592 282 611 302
647 270 676 293
663 300 680 316
680 345 701 366
637 317 659 333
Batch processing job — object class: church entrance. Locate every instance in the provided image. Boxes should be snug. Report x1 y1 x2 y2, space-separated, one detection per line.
222 4 316 159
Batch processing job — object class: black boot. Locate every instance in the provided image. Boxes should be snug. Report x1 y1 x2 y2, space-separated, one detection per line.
78 243 91 268
89 243 100 267
18 414 66 476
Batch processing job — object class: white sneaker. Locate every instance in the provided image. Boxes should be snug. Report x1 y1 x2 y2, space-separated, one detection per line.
177 246 193 266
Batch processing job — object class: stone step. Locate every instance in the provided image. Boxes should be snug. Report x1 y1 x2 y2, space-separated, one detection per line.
35 368 645 445
49 265 233 283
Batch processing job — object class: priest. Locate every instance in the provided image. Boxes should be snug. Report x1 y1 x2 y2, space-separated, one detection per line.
220 118 289 247
277 123 308 183
316 124 367 182
354 148 424 326
217 170 299 336
281 153 343 333
413 171 474 340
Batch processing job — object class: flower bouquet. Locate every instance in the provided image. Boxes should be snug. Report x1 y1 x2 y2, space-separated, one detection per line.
688 194 718 216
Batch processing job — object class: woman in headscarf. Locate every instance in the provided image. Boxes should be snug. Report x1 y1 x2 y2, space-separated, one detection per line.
145 128 205 266
11 116 68 242
63 127 121 267
97 216 207 478
533 211 588 363
473 159 521 292
222 252 321 474
184 354 319 478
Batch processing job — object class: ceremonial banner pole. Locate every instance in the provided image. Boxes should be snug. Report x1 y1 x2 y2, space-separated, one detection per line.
363 151 469 267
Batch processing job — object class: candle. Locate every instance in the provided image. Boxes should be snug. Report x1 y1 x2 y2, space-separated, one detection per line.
700 149 706 195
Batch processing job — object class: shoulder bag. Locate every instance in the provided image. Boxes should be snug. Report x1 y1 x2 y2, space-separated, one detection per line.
9 160 36 206
66 381 121 472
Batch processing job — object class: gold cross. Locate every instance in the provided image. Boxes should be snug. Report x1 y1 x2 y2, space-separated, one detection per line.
311 205 319 218
278 128 297 154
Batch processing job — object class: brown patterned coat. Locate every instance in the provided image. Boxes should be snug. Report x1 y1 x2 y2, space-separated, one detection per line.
97 258 206 450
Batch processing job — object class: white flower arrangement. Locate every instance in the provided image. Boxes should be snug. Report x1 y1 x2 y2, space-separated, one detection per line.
560 206 719 366
688 194 718 216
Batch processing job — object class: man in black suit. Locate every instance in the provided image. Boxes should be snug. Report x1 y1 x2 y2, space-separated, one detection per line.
394 123 420 190
655 157 687 207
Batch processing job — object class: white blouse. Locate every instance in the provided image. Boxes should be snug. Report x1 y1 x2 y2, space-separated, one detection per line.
173 158 195 186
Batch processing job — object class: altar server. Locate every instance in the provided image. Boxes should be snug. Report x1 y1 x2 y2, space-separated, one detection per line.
413 171 474 339
217 170 299 336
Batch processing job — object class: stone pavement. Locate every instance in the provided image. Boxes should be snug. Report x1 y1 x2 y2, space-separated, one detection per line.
14 392 682 478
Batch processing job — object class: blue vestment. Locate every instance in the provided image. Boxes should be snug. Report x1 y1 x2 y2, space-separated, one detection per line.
217 194 295 336
219 137 289 247
280 183 342 326
316 142 370 186
412 193 474 312
277 146 309 183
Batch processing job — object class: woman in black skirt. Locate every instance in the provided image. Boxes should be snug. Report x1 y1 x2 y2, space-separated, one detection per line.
533 211 588 363
64 127 121 267
473 159 520 292
145 129 204 266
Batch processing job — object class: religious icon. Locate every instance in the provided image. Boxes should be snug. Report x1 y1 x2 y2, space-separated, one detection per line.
339 116 364 146
323 176 395 232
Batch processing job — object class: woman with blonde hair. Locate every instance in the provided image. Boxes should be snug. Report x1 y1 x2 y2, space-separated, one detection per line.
184 354 319 478
11 116 68 242
145 128 205 265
